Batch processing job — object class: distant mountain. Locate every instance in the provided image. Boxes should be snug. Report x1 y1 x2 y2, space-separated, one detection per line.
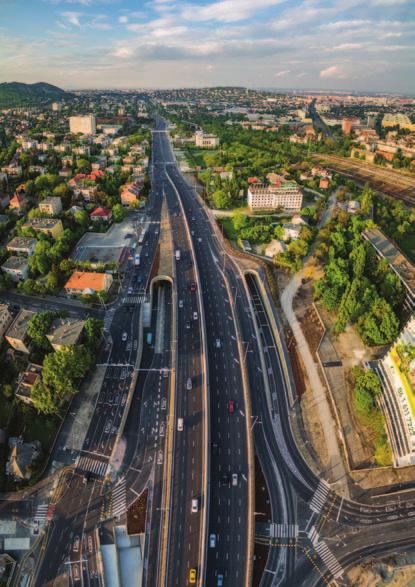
0 82 73 107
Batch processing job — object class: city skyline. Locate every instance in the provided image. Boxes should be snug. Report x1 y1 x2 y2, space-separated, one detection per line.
1 0 414 93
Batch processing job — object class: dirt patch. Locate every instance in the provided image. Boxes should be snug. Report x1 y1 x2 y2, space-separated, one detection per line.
127 488 148 535
285 329 306 400
347 554 415 587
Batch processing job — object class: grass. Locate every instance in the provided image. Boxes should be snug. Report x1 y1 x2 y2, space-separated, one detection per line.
399 232 415 263
219 218 238 241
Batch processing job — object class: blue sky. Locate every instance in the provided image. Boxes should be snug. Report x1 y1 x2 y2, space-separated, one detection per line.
1 0 414 92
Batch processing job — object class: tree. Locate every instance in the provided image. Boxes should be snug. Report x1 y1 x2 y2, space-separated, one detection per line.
232 211 248 232
76 159 91 174
112 203 127 223
353 365 381 418
360 184 374 215
30 380 61 416
83 318 103 351
357 298 399 346
27 312 56 353
211 189 232 209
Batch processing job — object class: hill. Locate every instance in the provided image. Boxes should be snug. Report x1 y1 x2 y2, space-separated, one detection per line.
0 82 73 107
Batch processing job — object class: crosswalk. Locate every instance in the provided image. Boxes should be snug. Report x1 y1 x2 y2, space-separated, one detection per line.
269 523 298 539
315 541 343 579
122 295 146 304
112 478 126 519
309 480 330 514
34 504 49 525
76 455 109 478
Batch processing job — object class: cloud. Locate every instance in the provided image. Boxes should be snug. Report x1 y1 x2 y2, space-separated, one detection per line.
275 69 290 76
112 47 133 58
320 65 340 78
61 11 82 27
330 42 363 50
118 16 128 24
182 0 285 23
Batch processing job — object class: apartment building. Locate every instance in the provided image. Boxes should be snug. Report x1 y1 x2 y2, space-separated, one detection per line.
1 256 29 281
22 218 64 238
194 131 220 149
69 114 96 135
0 304 13 340
6 236 37 256
38 196 62 216
5 309 35 353
247 182 303 212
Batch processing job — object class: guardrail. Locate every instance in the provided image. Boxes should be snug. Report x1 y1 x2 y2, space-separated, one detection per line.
165 167 210 587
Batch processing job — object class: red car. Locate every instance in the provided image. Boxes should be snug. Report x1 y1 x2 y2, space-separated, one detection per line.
189 282 197 293
228 400 235 414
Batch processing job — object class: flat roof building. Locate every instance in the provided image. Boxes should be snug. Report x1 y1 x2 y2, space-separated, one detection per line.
6 236 37 256
39 196 62 216
22 218 63 238
1 256 29 281
247 182 303 212
194 130 220 149
0 304 13 340
69 114 96 136
363 228 415 311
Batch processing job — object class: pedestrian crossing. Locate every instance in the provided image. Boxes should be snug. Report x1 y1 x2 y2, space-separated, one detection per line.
76 455 109 478
34 504 48 524
112 478 127 519
309 480 330 514
122 295 146 304
269 523 298 539
315 541 343 579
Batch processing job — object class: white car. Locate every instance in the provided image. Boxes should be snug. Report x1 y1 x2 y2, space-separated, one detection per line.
186 378 192 390
232 473 238 486
193 311 198 320
209 533 216 548
191 498 198 513
215 339 221 348
122 332 128 342
179 299 184 308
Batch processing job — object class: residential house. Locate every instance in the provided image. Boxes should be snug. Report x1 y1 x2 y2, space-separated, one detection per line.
90 207 113 223
1 256 29 281
22 218 63 238
46 317 85 351
64 271 113 297
6 437 41 480
0 304 13 340
39 196 62 216
15 363 42 404
8 193 28 214
6 236 37 256
121 182 140 207
5 309 35 353
282 223 302 241
264 240 287 258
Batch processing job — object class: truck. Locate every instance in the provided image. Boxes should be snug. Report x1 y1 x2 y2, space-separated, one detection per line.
175 250 181 261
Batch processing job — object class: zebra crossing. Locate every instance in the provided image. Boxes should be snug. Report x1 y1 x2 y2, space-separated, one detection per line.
269 523 298 539
34 504 49 524
112 478 127 519
309 480 330 514
122 295 146 304
76 455 109 478
315 541 343 579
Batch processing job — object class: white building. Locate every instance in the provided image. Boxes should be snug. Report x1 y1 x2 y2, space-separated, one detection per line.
52 102 62 112
247 183 303 212
373 317 415 467
69 114 96 136
194 131 220 149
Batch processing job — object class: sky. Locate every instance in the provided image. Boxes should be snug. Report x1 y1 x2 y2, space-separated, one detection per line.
1 0 415 93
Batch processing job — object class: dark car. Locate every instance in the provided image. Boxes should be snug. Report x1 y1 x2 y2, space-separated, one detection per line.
189 282 197 294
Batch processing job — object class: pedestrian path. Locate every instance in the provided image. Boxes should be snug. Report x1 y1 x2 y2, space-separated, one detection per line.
309 480 330 514
112 477 127 519
315 541 343 579
76 455 109 478
269 523 298 539
122 295 147 304
34 504 49 524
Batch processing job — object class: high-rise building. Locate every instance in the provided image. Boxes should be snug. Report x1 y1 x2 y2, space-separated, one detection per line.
69 114 96 135
342 118 354 135
247 182 303 212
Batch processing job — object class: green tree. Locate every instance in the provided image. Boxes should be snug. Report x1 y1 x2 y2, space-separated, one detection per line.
27 312 56 353
360 184 374 215
211 189 232 209
232 211 248 232
357 298 399 346
30 380 61 416
112 203 127 223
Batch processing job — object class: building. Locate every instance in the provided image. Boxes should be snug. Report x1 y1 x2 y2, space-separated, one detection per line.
22 218 63 238
15 363 42 404
90 207 113 223
0 304 13 340
69 114 96 135
363 228 415 311
382 113 415 131
46 318 85 351
6 437 41 480
372 317 415 467
6 236 37 257
342 118 355 135
5 309 35 353
1 256 29 281
194 131 220 149
121 183 140 207
38 196 62 216
52 102 62 112
64 271 113 297
264 239 287 258
8 193 27 213
247 182 303 212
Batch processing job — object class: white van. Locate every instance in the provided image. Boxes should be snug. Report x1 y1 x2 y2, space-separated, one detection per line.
191 498 198 513
232 473 238 486
177 418 184 431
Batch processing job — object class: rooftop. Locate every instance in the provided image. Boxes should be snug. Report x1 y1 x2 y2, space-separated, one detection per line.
2 256 29 271
7 236 37 250
6 309 35 340
65 271 110 292
46 318 85 347
23 218 62 229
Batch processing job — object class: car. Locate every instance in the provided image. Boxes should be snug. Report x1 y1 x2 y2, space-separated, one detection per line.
128 287 133 295
221 473 230 486
217 574 224 586
198 237 202 243
73 536 80 553
191 498 198 513
215 339 221 348
186 378 192 390
189 568 197 584
193 311 198 320
189 282 197 293
179 299 184 308
191 230 195 236
186 321 191 330
209 533 216 548
232 473 238 486
122 332 128 342
228 400 235 414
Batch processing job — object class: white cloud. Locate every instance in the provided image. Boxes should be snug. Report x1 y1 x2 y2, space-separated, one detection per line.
112 47 133 58
320 64 340 78
61 11 82 27
330 42 363 50
182 0 285 23
118 16 128 24
275 69 290 76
